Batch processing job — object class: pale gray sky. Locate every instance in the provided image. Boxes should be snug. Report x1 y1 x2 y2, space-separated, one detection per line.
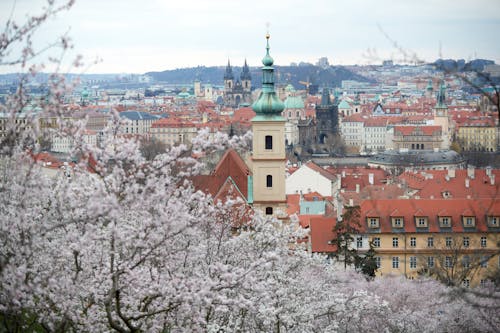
1 0 499 73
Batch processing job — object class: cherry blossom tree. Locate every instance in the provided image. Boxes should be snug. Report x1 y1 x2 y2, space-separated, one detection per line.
1 2 498 333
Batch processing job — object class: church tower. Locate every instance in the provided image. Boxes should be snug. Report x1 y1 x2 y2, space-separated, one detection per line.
223 60 234 106
240 59 252 94
315 87 339 146
433 81 450 149
251 34 287 217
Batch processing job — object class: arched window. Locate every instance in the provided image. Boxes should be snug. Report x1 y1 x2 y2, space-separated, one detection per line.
266 175 273 188
265 135 273 150
265 207 273 215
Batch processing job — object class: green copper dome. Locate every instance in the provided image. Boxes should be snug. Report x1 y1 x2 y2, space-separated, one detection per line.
426 79 433 91
262 34 274 66
252 34 285 117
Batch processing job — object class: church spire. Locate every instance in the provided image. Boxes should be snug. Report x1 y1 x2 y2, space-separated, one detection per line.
436 80 447 108
320 87 331 106
252 33 284 116
240 59 251 81
224 59 234 80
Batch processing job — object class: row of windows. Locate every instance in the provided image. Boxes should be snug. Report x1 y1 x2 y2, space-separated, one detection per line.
385 255 495 269
371 236 489 248
368 216 499 228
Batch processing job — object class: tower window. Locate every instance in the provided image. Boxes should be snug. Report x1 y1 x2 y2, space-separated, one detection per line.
265 207 273 215
265 135 273 150
266 175 273 188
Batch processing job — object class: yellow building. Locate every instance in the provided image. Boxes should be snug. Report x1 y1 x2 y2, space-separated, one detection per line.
250 34 287 217
457 120 497 152
149 118 197 147
361 198 500 287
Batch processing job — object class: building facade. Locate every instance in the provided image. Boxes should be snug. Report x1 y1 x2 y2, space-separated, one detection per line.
360 198 500 286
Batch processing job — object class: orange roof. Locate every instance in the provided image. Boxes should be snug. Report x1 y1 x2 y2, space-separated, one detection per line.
399 169 500 199
394 125 441 136
191 149 250 203
151 118 196 128
360 198 499 233
310 217 337 253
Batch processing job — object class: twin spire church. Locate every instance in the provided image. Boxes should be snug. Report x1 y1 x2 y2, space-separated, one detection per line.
223 59 252 108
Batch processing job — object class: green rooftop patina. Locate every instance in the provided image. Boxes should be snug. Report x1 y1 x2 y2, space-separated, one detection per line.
426 79 433 91
252 34 285 121
338 100 351 109
284 95 305 109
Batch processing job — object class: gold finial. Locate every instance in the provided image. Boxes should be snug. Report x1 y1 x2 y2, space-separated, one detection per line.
265 22 270 39
266 33 270 40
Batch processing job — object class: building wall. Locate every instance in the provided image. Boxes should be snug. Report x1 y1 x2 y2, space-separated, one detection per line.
458 126 497 152
286 165 335 197
149 125 197 146
252 119 286 216
371 232 499 286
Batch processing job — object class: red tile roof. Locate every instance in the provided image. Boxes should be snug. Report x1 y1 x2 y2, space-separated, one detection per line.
360 198 500 233
399 169 500 199
191 149 250 203
394 125 441 136
310 216 337 253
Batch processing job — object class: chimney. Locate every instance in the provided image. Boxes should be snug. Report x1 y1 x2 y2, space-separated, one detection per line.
369 173 374 185
447 168 455 178
337 174 342 189
349 198 354 206
491 174 495 185
467 165 475 179
465 178 470 188
356 184 360 193
342 170 346 178
486 167 492 177
336 195 343 221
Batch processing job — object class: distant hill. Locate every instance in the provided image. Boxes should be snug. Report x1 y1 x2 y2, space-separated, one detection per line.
433 58 495 72
146 65 373 88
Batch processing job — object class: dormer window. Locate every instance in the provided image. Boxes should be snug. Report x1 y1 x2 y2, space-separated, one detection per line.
367 217 379 228
487 216 499 227
439 216 451 228
415 217 428 228
391 217 404 228
462 216 476 227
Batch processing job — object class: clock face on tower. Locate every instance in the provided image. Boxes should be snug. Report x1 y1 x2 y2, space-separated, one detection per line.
437 110 443 116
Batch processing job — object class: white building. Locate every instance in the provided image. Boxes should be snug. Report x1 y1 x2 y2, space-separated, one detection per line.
286 161 338 197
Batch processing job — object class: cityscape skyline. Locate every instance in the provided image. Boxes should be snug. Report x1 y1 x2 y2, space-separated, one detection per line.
0 0 499 74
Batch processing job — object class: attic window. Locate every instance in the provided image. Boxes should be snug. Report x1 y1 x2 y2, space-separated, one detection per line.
367 217 380 228
462 216 476 228
391 217 404 228
415 217 428 228
265 207 273 215
487 216 499 227
439 217 451 228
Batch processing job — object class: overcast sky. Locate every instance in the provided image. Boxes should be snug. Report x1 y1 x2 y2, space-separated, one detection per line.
1 0 499 74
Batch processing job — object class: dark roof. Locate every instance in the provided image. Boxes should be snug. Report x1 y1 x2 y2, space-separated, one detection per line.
369 150 465 166
119 111 159 121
